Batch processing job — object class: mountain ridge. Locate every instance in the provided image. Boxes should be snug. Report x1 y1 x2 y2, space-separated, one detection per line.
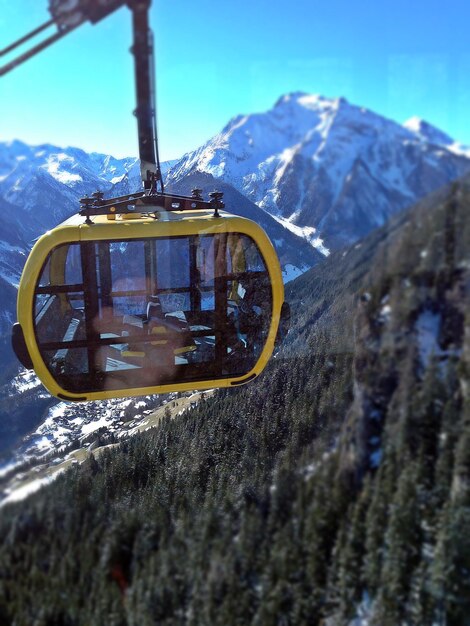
166 92 470 251
1 94 469 492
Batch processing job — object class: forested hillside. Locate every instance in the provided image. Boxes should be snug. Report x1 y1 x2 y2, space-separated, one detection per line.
0 175 469 625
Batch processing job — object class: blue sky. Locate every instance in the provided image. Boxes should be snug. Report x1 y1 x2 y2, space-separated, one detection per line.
1 0 469 160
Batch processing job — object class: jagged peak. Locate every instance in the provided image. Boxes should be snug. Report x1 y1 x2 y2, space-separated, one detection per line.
220 113 248 135
274 91 349 108
3 138 28 149
218 93 351 141
273 92 347 111
274 91 310 107
403 116 454 146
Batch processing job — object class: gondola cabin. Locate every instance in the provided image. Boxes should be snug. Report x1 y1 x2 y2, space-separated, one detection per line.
13 207 284 401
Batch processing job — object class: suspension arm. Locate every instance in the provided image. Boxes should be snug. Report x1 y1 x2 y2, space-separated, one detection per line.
0 0 162 192
130 1 163 192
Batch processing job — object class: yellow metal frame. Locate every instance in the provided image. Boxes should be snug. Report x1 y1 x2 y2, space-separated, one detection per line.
17 210 284 401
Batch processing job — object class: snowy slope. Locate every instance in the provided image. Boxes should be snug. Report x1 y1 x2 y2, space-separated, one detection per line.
0 141 174 335
167 93 470 250
0 140 139 231
403 116 470 158
168 171 322 279
110 157 179 197
2 96 470 486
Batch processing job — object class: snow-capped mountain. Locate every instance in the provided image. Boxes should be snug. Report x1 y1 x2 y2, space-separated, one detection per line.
0 380 206 505
0 140 178 246
167 92 470 250
403 116 455 148
0 140 139 233
0 139 319 338
403 116 470 158
0 141 139 337
110 157 179 197
167 171 322 280
2 95 470 488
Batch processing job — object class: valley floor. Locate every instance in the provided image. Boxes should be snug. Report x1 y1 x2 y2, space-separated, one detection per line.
0 389 213 506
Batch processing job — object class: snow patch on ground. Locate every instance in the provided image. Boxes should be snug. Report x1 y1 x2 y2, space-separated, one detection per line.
273 215 330 255
110 174 126 184
41 154 83 185
0 270 21 288
282 263 310 283
348 592 372 626
415 309 442 367
446 142 470 158
11 370 42 393
370 449 382 468
378 303 392 324
415 309 462 372
80 414 114 436
0 241 24 255
1 470 67 507
0 459 22 479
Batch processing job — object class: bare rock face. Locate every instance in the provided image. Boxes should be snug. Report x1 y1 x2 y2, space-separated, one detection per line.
339 180 470 482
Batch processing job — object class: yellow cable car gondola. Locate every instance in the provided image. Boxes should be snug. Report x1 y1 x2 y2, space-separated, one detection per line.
12 197 284 401
3 0 288 401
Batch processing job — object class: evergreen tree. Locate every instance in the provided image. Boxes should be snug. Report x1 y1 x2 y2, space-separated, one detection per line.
375 460 422 625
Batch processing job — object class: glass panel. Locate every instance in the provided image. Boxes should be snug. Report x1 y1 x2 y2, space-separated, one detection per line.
243 235 266 272
110 240 147 316
42 347 89 379
65 244 83 284
197 236 215 286
221 268 272 377
157 237 190 289
34 233 273 393
34 244 85 346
